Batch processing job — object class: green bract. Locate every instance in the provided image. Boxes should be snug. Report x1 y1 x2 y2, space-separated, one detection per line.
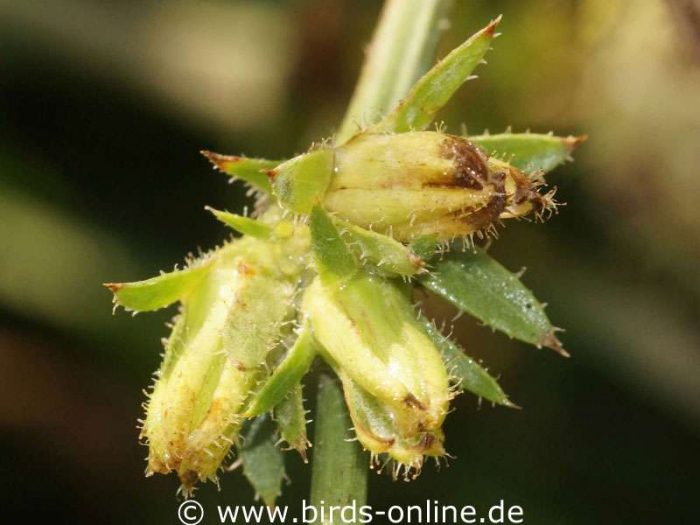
106 13 581 502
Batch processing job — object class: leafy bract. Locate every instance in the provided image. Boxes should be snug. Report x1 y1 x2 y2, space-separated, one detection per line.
421 318 514 406
105 263 210 312
206 207 273 239
420 249 566 355
371 17 500 133
470 132 585 173
309 206 358 283
240 415 286 507
201 150 278 193
246 325 317 417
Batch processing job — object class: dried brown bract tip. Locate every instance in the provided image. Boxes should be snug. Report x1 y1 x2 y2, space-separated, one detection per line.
540 330 570 358
200 150 242 172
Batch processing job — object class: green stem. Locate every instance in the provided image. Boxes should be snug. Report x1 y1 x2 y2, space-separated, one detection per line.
336 0 453 144
310 374 367 524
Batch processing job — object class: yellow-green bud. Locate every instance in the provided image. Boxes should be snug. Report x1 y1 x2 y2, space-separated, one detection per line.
142 236 303 493
341 371 445 478
323 131 554 241
302 273 450 471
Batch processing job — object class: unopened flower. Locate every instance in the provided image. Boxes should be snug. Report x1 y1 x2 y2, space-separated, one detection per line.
138 236 302 493
271 131 556 242
302 273 450 472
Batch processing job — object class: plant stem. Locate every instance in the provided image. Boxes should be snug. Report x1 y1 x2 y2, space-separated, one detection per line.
310 374 367 524
336 0 453 144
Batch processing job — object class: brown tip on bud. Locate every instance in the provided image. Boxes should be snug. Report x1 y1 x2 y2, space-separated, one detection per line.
200 150 241 172
485 14 503 35
179 470 199 497
540 330 570 358
403 393 427 410
266 169 277 179
563 135 588 151
419 432 436 450
103 282 122 293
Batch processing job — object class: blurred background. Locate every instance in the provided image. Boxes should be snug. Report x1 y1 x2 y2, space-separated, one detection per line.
1 0 698 523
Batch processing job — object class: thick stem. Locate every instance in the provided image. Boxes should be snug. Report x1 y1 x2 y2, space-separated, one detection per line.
335 0 453 144
310 374 367 524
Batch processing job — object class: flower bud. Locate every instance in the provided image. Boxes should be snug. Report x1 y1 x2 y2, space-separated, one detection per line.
302 273 450 470
323 131 554 241
141 237 300 493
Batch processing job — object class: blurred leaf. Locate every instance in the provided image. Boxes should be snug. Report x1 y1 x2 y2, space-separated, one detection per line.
371 17 500 133
309 206 358 284
470 132 585 173
240 415 285 507
105 263 210 312
274 384 309 461
420 250 566 355
0 184 143 345
201 150 278 193
246 324 317 417
206 207 272 239
421 317 514 406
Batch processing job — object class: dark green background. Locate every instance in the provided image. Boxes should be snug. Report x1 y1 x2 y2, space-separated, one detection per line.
1 1 698 523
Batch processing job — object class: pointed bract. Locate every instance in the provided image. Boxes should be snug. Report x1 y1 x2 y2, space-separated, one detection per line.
274 385 310 461
105 262 211 312
370 17 501 133
240 416 286 507
470 132 587 173
201 150 278 193
245 324 317 417
421 317 515 407
206 206 273 239
420 249 567 356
